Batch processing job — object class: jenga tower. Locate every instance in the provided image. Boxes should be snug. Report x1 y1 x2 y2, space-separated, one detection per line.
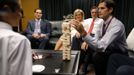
61 20 71 61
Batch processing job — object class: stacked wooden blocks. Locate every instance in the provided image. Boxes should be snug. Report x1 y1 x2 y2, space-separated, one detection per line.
61 20 71 60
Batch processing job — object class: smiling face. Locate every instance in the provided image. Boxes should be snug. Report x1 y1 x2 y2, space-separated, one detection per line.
34 9 42 20
75 12 83 22
74 9 84 22
98 2 113 20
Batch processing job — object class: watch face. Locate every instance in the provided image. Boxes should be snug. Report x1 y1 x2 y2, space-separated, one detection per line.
90 33 95 37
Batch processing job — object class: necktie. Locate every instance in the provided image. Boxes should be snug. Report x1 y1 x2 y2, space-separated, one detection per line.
102 23 106 36
88 19 95 34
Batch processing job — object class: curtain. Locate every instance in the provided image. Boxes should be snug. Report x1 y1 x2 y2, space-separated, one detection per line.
114 0 134 35
39 0 99 20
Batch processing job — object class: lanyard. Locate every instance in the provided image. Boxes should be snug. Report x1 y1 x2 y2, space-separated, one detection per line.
102 16 113 36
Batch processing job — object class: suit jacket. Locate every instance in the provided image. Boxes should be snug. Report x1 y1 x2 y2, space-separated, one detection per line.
26 19 52 39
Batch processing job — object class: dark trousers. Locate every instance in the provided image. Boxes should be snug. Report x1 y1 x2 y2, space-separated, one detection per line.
107 54 134 75
71 36 86 71
81 48 95 74
71 36 85 64
29 37 49 49
92 49 128 75
71 36 83 50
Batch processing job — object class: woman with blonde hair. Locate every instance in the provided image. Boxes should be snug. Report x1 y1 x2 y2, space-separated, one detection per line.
54 9 85 50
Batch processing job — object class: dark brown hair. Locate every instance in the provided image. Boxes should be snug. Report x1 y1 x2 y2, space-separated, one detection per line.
0 1 21 21
99 0 115 15
90 6 98 11
0 0 20 13
34 8 42 13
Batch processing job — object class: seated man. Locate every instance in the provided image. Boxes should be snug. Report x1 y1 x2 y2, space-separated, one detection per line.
80 6 104 74
25 8 51 49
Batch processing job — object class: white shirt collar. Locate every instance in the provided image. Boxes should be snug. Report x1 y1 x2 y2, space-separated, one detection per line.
35 19 41 22
0 21 12 30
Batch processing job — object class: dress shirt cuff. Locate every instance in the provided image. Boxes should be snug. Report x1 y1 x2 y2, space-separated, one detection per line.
82 34 97 51
82 34 105 52
83 34 94 42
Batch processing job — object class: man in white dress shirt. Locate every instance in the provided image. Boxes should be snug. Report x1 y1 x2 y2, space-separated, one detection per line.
0 0 32 75
82 6 104 50
80 6 104 74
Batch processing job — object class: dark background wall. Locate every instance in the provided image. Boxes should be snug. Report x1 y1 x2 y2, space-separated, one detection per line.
39 0 99 20
39 0 134 36
13 0 39 31
114 0 134 35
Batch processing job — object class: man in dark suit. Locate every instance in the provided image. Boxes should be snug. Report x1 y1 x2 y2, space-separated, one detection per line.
26 8 51 49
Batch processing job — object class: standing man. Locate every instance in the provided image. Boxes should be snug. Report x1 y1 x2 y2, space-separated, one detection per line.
70 0 128 75
26 8 51 49
0 0 32 75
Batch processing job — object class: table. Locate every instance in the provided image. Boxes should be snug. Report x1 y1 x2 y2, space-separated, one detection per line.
32 49 80 75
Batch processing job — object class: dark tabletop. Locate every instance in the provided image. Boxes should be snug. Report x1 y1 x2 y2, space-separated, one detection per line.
32 49 80 75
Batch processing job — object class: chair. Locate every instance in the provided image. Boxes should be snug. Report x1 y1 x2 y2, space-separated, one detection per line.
126 28 134 57
49 21 63 49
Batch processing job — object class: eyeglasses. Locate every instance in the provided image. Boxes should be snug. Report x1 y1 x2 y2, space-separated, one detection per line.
35 12 42 14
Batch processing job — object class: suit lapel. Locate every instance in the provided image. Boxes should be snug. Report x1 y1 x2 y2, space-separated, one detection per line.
40 19 44 32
